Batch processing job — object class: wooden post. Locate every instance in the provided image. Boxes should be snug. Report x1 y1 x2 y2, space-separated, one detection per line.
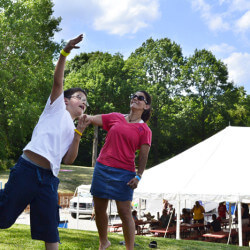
92 125 98 168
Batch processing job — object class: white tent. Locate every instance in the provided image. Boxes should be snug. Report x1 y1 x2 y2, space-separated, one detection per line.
135 126 250 246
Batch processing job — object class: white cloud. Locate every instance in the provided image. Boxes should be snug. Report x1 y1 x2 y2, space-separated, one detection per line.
229 0 250 12
223 52 250 89
92 0 160 35
191 0 229 31
191 0 250 35
235 10 250 32
207 43 235 57
205 45 250 91
208 15 229 31
52 0 160 37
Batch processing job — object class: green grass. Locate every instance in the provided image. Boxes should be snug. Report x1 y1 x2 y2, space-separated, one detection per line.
0 224 247 249
57 165 94 193
0 166 248 249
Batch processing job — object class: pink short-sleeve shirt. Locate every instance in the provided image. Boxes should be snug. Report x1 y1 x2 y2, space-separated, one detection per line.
97 112 152 172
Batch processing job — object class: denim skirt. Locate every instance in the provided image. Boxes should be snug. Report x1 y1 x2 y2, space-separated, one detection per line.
90 161 135 201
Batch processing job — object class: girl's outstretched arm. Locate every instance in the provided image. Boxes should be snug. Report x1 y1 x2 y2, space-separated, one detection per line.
86 114 103 127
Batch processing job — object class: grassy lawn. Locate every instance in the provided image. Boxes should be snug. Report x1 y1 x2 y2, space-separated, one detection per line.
57 165 94 193
0 224 246 249
0 164 94 193
0 166 248 249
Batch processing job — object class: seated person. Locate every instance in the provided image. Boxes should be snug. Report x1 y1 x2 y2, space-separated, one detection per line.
242 203 249 227
150 209 171 229
143 212 155 221
241 203 250 246
159 209 171 228
163 199 169 212
181 208 192 224
234 203 249 226
168 204 176 224
208 214 221 232
217 202 228 222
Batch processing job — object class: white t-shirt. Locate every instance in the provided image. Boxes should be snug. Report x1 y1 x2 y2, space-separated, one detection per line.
23 93 75 177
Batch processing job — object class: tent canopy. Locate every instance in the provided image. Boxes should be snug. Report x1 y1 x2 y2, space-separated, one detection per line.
135 126 250 203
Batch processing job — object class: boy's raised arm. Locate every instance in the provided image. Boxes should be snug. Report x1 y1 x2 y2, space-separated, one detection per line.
50 34 83 104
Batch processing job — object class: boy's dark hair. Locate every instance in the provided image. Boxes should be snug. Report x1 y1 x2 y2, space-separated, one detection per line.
64 88 87 99
138 90 152 123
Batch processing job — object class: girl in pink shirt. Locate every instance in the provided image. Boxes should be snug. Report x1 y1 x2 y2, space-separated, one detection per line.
88 91 152 250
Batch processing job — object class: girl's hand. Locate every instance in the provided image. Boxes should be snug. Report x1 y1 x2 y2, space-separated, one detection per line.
127 177 139 189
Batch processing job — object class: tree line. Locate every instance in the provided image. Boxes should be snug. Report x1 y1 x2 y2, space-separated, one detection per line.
1 0 250 170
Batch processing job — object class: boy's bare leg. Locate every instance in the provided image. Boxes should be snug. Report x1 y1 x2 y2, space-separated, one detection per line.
45 242 58 250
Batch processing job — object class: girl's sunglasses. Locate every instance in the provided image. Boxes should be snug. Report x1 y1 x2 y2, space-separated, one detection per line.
130 94 148 104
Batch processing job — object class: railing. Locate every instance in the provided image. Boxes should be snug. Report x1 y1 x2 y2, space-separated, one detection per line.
58 193 74 208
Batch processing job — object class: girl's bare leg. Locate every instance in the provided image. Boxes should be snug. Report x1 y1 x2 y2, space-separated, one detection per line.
116 200 135 250
93 197 111 250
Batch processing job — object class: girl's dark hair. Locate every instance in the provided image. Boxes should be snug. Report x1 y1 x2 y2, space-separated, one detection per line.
64 88 87 99
138 90 152 122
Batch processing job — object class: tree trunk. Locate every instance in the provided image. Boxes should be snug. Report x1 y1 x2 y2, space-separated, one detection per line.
92 125 98 167
151 114 159 164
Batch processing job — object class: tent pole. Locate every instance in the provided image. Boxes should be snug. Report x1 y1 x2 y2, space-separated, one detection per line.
228 203 232 227
176 198 181 240
138 198 142 220
237 201 243 246
164 211 173 238
227 202 237 245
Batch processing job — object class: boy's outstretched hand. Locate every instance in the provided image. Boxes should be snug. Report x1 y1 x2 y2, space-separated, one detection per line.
64 34 83 53
76 114 91 134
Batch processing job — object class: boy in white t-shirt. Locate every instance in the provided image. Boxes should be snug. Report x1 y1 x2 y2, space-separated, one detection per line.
0 35 89 249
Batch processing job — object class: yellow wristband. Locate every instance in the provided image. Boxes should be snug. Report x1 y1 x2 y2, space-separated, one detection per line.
74 129 82 137
60 49 70 57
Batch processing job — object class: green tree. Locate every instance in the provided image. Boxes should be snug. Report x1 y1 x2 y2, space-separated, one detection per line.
64 52 132 166
64 40 249 169
125 37 184 165
0 0 61 166
178 49 242 144
227 87 250 126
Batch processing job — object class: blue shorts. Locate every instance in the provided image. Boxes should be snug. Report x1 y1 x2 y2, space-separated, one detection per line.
0 156 60 243
90 161 135 201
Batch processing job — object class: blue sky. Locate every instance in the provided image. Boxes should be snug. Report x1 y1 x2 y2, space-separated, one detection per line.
52 0 250 93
